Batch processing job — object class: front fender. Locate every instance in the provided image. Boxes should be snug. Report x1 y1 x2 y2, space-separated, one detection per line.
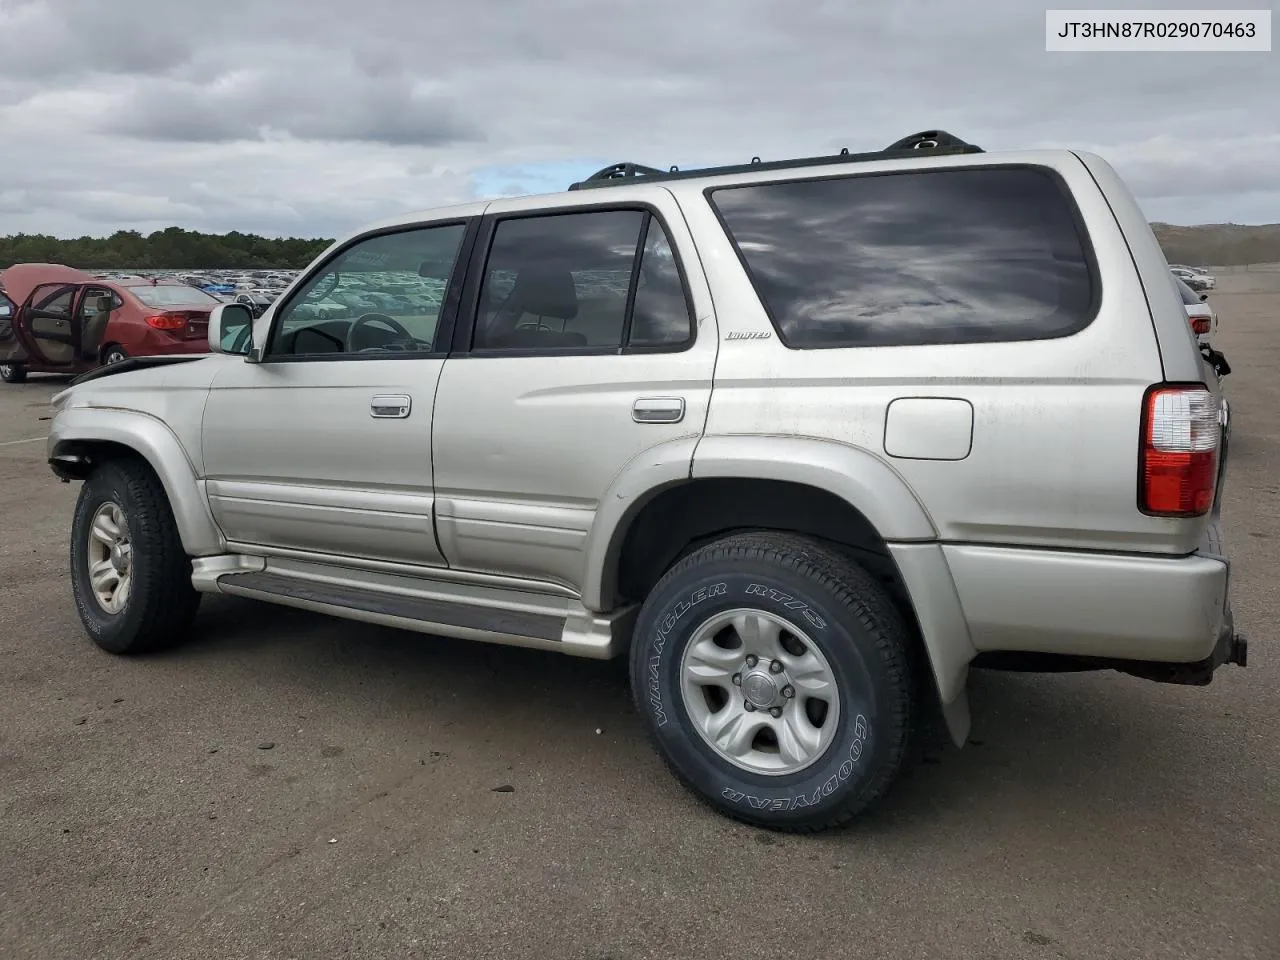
47 407 225 556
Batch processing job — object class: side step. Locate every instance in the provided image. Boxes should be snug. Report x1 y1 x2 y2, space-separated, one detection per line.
214 569 632 659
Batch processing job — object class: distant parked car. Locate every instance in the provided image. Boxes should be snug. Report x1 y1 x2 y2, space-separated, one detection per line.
233 292 274 318
0 263 219 383
1174 276 1216 342
1171 266 1215 291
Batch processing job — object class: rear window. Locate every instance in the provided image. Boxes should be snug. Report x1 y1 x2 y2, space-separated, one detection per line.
128 285 221 308
708 166 1098 349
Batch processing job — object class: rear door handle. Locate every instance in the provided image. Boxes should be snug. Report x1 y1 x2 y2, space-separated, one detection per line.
632 396 685 424
370 394 412 419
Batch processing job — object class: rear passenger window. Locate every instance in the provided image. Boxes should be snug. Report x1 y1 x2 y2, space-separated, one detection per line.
472 209 693 352
709 166 1098 349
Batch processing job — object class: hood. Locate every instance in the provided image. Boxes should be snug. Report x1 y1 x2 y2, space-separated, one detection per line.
52 353 229 414
0 263 95 304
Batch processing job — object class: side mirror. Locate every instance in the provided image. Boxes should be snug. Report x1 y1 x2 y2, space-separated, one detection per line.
208 303 256 358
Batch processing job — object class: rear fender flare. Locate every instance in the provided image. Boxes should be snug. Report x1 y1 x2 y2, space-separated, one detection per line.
584 434 974 745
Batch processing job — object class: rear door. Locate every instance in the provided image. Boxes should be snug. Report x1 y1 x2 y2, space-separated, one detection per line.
12 283 83 369
430 189 717 592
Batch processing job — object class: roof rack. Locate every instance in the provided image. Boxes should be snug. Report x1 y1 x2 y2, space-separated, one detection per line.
567 129 983 191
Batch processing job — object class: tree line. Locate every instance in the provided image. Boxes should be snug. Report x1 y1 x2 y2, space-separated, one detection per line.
4 223 1280 271
0 228 333 270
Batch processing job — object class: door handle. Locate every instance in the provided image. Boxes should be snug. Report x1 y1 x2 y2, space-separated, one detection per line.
632 396 685 424
370 394 412 419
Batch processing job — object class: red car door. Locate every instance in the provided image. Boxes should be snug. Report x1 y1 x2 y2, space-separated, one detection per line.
11 283 84 371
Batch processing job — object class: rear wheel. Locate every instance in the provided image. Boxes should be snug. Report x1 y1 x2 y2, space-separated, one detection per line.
102 345 128 365
629 531 917 832
0 364 27 383
69 457 200 654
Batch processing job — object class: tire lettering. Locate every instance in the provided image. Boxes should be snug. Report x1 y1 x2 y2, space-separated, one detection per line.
719 714 871 811
744 584 826 630
648 582 727 726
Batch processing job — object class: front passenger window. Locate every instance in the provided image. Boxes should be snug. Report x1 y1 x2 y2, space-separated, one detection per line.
267 223 467 358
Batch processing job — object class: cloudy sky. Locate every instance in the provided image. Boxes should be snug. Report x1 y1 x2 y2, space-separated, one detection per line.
1 0 1276 240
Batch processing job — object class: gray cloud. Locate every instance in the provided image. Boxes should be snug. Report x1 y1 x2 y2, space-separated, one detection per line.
111 71 483 146
0 0 1276 239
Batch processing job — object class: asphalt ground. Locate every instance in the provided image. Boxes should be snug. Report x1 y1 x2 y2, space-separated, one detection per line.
1 274 1276 960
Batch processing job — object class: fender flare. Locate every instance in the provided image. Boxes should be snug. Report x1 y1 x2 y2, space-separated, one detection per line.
47 407 225 557
690 435 939 539
583 434 974 745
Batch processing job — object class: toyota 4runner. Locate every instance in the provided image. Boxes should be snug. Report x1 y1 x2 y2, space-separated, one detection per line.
44 130 1246 832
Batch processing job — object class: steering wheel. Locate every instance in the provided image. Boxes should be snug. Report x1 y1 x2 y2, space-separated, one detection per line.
346 312 412 352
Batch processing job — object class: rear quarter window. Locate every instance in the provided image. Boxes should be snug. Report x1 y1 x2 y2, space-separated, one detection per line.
708 165 1099 348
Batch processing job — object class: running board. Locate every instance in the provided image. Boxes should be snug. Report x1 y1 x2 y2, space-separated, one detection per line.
212 568 633 659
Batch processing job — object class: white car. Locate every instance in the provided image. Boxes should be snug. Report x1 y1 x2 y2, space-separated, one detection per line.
1171 265 1216 290
1174 276 1216 344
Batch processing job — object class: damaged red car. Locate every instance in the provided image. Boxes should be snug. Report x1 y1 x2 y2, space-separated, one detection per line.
0 263 217 383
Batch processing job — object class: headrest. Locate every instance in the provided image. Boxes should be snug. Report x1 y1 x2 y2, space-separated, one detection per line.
508 266 578 321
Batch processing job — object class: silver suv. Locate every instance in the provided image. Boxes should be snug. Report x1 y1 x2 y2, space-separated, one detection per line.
45 130 1246 832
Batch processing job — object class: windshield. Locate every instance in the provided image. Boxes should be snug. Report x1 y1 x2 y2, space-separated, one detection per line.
127 285 221 308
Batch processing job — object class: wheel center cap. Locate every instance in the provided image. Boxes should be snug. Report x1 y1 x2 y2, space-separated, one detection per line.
109 542 130 573
741 671 777 708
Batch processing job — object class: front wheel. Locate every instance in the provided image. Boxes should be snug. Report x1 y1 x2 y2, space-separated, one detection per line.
629 532 917 832
0 364 27 383
69 457 201 654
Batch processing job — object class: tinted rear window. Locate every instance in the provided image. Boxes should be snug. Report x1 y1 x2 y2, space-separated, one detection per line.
708 166 1098 348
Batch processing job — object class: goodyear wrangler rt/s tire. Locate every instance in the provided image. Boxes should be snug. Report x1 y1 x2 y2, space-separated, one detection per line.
629 532 916 832
69 457 201 654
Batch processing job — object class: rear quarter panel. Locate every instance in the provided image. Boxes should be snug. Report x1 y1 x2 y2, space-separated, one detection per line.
675 150 1203 555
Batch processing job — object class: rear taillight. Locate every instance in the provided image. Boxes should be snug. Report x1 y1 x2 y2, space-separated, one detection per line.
1139 385 1220 517
144 313 185 330
1190 316 1211 336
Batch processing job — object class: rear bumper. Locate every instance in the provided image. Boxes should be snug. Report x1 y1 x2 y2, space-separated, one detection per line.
134 332 210 356
944 522 1240 668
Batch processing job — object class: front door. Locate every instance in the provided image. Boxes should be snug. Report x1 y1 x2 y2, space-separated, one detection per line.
431 191 719 593
200 217 478 567
11 283 82 369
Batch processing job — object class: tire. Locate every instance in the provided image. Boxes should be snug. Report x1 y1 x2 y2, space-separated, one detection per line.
69 456 200 654
0 364 26 383
629 532 916 832
102 345 128 365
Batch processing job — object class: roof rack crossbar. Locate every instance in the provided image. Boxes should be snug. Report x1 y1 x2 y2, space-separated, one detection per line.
566 130 983 191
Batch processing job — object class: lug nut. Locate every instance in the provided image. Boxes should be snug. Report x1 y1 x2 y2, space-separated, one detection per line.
781 685 795 699
769 660 784 674
732 673 742 686
744 655 758 668
770 707 783 718
744 701 757 712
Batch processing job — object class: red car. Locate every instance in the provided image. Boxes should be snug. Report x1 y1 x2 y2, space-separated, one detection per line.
0 263 217 383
